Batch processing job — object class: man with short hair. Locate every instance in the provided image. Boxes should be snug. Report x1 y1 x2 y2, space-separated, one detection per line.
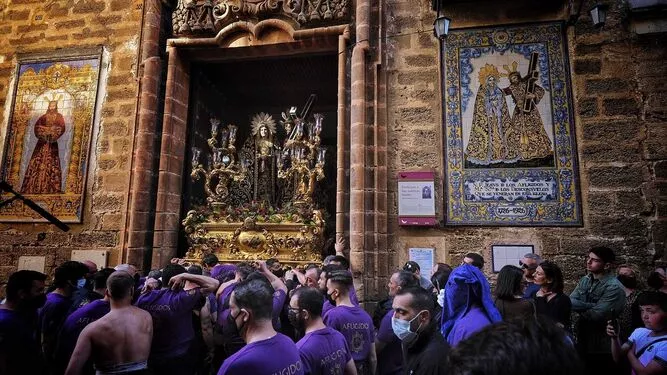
65 271 153 375
290 287 356 374
68 268 115 315
38 261 88 367
376 271 420 375
218 278 304 374
402 261 434 291
569 246 626 374
136 264 219 375
0 270 47 375
462 252 485 269
392 287 449 374
201 253 219 277
324 270 376 375
57 269 115 374
447 317 583 375
520 253 543 299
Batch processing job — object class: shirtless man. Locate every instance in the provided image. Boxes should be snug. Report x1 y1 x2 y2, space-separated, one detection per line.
65 271 153 375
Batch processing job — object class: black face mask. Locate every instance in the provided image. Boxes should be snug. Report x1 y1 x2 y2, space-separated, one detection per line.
272 269 285 279
617 275 638 289
647 272 664 290
325 291 336 306
288 309 304 331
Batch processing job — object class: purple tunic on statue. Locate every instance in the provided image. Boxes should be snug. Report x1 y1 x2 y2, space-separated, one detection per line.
296 326 351 375
447 306 493 346
136 287 204 360
217 333 304 375
323 305 375 363
376 309 403 375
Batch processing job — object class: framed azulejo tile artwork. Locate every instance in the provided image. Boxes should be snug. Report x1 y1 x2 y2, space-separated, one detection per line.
0 51 102 223
442 22 582 226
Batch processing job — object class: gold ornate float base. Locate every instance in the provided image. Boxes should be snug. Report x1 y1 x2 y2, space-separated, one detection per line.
184 215 324 266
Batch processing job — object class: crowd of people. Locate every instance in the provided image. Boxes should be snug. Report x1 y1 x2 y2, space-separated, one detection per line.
0 244 666 375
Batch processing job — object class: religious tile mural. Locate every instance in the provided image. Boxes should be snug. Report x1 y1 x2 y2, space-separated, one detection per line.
442 22 582 226
0 54 102 223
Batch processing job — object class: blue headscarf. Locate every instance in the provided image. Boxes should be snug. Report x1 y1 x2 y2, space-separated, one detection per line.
440 264 502 341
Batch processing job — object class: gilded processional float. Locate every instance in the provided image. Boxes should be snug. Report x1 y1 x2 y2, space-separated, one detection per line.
182 96 328 266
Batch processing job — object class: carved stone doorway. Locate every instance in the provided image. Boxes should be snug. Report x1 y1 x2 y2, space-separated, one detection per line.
150 27 350 267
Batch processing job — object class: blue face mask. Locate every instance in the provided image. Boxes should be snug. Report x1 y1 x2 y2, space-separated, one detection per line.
76 278 86 289
391 310 426 342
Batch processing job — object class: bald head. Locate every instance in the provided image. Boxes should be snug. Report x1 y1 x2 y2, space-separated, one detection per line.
82 260 98 274
114 264 137 276
107 271 135 301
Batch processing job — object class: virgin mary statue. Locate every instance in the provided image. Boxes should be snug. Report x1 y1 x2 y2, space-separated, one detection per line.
465 64 512 166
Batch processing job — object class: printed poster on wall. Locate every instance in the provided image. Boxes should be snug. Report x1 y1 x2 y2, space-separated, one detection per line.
442 22 582 226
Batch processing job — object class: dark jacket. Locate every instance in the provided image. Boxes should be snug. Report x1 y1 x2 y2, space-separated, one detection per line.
570 272 625 354
403 321 449 375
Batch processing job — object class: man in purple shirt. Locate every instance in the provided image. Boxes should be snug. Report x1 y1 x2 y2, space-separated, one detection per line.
324 270 376 375
38 261 88 368
290 287 357 375
319 264 360 316
136 264 219 375
67 268 114 316
0 270 47 375
56 298 111 374
376 271 419 375
56 270 113 375
218 278 304 375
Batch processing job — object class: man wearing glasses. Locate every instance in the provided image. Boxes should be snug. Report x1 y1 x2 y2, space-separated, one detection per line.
569 246 626 375
519 253 542 299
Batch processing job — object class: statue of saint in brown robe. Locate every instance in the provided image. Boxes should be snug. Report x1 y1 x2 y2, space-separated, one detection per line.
21 100 66 194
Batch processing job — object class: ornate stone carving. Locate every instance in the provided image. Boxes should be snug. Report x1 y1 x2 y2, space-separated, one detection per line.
172 0 350 36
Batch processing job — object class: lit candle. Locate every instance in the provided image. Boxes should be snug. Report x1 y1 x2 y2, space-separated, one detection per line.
318 148 326 164
210 118 220 134
221 128 229 148
191 147 201 166
314 113 323 135
228 125 237 145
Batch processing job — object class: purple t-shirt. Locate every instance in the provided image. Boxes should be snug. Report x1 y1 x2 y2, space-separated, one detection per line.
218 333 304 375
56 299 110 372
448 306 493 346
376 309 403 375
37 292 73 361
136 288 204 360
296 326 351 375
216 282 237 327
272 289 287 330
0 309 43 374
323 305 375 363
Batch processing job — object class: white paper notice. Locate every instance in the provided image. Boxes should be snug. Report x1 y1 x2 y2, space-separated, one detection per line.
409 248 434 275
398 181 436 216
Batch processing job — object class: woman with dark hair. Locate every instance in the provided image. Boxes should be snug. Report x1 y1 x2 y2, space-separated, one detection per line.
493 265 534 320
533 261 571 330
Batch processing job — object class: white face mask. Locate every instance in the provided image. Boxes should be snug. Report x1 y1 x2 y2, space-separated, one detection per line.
391 310 426 342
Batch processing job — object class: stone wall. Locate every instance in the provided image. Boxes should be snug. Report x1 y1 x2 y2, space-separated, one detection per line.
0 0 144 287
384 0 667 291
